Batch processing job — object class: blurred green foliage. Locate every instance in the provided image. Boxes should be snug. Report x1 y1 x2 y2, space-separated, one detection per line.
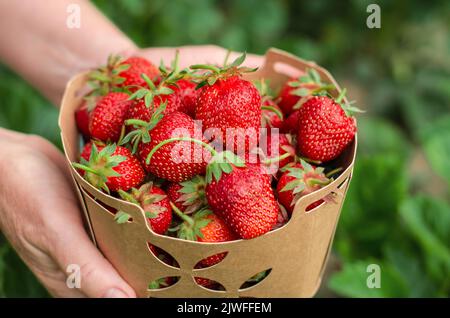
0 0 449 297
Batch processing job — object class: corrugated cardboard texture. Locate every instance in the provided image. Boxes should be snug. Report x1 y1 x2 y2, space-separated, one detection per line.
59 48 357 298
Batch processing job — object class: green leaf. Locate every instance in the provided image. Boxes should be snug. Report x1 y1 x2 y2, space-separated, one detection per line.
399 196 450 280
420 115 450 184
114 211 131 224
229 52 246 68
328 260 409 297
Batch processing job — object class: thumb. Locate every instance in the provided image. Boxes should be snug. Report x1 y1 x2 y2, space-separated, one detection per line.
52 224 136 298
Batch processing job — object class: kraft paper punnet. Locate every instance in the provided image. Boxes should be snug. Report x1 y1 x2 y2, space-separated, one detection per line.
59 48 357 298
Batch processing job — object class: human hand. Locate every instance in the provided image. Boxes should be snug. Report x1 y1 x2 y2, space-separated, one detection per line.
0 128 135 298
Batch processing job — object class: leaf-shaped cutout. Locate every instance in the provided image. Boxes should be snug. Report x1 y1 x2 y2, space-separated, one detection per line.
239 269 272 290
194 277 226 291
305 199 325 212
194 251 228 269
148 276 180 290
147 243 180 268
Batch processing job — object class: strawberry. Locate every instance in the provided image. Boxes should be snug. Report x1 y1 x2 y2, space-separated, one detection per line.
89 92 131 142
276 161 333 213
278 68 334 116
253 78 283 130
261 99 283 129
126 111 209 182
146 131 278 239
75 101 91 139
116 182 172 235
171 205 237 266
87 55 159 96
280 110 300 135
260 133 295 171
206 163 279 239
192 53 261 154
166 175 207 214
296 94 357 162
73 143 145 193
118 56 160 89
171 78 199 117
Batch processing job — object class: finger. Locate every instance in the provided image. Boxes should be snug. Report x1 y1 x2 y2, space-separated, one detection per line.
50 215 136 298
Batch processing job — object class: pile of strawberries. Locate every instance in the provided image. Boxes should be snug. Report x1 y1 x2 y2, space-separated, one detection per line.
73 52 358 289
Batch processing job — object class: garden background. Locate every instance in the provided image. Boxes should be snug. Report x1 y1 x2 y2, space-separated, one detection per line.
0 0 448 297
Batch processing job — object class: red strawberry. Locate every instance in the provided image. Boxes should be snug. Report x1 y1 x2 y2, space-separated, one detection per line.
131 111 209 182
89 92 131 142
172 205 237 266
73 143 145 193
297 95 357 162
166 175 207 214
118 56 160 89
280 110 300 135
87 55 159 95
172 79 199 117
261 133 295 170
75 102 91 139
193 53 261 154
276 161 331 213
261 99 283 129
278 69 333 116
206 163 278 239
116 182 172 235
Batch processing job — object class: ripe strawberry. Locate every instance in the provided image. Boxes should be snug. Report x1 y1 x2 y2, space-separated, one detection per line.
193 53 261 153
89 92 131 142
127 111 209 182
206 163 278 239
118 56 160 88
73 143 145 193
261 99 283 129
172 205 237 266
75 101 91 139
87 55 159 95
116 182 172 235
278 68 333 116
171 79 199 117
261 133 295 170
280 110 300 135
276 161 332 213
166 175 207 214
297 95 357 162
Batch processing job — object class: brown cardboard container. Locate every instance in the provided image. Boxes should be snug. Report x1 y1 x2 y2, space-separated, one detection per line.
59 48 357 298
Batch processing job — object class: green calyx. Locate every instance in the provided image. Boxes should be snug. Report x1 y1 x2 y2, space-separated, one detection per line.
190 52 258 89
120 102 167 153
253 78 275 98
334 88 365 116
158 50 194 86
128 74 173 109
176 175 208 214
145 137 245 184
280 159 333 207
86 54 129 106
116 183 168 223
171 202 212 241
71 143 126 194
289 68 335 110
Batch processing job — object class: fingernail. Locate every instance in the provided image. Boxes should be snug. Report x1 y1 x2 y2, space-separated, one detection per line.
103 288 129 298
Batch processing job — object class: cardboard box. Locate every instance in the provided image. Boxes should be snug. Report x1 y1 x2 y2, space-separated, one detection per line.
59 48 357 298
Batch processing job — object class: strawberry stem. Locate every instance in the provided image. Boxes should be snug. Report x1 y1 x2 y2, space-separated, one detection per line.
170 201 194 227
325 167 343 178
190 64 221 74
261 105 283 120
263 152 292 165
